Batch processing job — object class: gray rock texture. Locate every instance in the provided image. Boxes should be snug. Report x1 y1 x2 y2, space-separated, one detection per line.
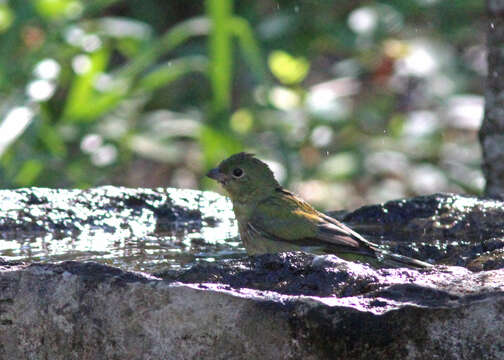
1 187 504 359
0 257 504 359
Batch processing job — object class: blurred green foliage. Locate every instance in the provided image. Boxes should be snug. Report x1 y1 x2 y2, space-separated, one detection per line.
0 0 486 210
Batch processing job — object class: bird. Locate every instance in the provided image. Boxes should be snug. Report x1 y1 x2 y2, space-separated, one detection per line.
207 152 432 269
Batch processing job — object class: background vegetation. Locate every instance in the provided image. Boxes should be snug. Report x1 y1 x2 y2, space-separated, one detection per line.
0 0 486 210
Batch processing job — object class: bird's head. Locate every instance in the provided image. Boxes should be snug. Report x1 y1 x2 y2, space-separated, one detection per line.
207 153 280 202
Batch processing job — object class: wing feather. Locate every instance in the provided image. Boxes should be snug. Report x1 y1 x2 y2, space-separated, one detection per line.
250 189 376 253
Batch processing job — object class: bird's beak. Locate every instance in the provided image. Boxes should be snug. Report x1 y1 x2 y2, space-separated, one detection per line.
206 168 228 184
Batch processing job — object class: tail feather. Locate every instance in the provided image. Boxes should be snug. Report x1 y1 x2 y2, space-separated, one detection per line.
378 251 432 269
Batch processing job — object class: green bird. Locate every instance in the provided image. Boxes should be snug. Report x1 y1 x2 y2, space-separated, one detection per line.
207 152 431 269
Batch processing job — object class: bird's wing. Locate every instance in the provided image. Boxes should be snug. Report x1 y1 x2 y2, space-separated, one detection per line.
250 189 376 253
316 211 378 249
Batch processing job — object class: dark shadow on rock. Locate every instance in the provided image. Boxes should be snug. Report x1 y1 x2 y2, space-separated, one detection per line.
1 187 504 358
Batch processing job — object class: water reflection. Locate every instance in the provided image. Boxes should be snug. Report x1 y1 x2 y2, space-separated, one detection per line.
0 187 243 273
0 227 244 273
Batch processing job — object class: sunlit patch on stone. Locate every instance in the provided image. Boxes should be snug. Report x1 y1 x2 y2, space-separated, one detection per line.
0 187 239 273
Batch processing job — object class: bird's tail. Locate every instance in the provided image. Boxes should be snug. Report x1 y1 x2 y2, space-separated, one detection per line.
376 250 432 269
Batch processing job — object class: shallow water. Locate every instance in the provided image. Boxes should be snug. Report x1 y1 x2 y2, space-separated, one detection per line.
0 187 244 273
1 187 503 272
0 229 245 273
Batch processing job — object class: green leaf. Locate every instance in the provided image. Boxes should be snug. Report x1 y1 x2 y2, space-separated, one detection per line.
268 50 310 85
15 160 44 186
63 47 111 122
0 4 14 32
35 0 81 20
138 56 208 92
230 16 267 83
116 17 210 80
206 0 233 115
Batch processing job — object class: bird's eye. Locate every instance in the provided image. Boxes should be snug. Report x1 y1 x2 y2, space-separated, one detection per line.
232 168 244 178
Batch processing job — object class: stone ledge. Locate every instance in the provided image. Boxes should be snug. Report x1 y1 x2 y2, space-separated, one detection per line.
0 258 503 360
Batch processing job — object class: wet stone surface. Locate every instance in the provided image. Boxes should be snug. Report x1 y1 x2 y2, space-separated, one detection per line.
1 187 504 359
337 193 504 271
0 186 240 273
157 251 504 305
0 188 503 272
0 255 503 359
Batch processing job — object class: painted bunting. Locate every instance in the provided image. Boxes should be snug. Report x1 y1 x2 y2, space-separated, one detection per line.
207 152 431 268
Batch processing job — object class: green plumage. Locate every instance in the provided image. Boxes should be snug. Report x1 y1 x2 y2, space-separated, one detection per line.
207 152 431 269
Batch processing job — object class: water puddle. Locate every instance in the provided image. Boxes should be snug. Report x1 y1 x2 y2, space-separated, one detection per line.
0 187 244 273
1 188 503 272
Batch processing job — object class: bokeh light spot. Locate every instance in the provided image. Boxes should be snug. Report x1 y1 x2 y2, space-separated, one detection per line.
0 4 14 33
230 109 253 134
0 107 34 155
348 7 377 34
268 50 310 85
34 58 61 80
26 80 56 102
269 86 301 110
